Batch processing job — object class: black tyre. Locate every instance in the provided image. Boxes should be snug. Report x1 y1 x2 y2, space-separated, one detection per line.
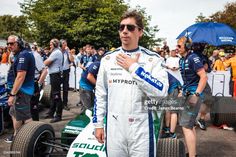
40 85 51 107
211 113 236 126
157 138 185 157
10 121 55 157
210 96 236 126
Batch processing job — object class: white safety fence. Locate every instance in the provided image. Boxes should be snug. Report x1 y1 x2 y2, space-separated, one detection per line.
208 71 231 97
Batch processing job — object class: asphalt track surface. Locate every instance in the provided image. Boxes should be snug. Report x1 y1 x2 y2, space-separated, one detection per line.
0 90 236 157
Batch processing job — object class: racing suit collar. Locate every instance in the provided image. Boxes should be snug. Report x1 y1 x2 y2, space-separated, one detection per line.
122 47 139 53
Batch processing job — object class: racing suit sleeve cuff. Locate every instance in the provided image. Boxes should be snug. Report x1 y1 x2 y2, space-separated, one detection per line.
128 62 139 73
94 123 104 128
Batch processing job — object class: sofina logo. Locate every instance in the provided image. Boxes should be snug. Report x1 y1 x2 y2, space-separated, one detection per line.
72 143 106 152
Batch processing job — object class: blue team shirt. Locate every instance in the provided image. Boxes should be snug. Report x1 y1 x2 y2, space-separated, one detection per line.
179 52 203 94
79 61 100 91
9 49 35 95
80 55 96 69
7 65 15 90
195 52 212 73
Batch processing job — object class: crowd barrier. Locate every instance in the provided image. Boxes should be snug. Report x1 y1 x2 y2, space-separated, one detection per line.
208 71 231 97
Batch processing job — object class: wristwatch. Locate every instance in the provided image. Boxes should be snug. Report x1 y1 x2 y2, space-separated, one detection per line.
195 92 200 97
9 93 16 97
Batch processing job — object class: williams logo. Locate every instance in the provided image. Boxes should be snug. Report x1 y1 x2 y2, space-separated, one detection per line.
109 79 137 85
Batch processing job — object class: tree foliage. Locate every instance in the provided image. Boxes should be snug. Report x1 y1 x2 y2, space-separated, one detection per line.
195 13 209 23
19 0 160 49
0 15 33 40
195 2 236 30
209 2 236 29
135 5 161 48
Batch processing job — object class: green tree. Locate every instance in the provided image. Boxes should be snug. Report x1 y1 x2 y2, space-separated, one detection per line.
194 2 236 32
195 13 210 23
0 15 33 41
20 0 161 49
135 5 161 49
209 2 236 29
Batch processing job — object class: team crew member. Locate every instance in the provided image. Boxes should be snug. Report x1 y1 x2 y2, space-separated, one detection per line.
60 39 74 110
193 43 212 131
177 37 207 157
31 49 48 121
79 44 95 71
79 61 100 113
44 38 63 123
93 10 168 157
6 35 35 143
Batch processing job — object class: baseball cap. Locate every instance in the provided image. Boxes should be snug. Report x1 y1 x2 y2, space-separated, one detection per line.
110 47 116 51
33 42 37 46
219 51 225 57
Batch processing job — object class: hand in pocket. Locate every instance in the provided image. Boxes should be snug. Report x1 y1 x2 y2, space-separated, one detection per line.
188 95 199 106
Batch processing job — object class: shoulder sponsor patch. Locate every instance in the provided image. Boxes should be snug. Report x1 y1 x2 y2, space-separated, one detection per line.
19 57 25 64
93 65 98 70
193 57 200 63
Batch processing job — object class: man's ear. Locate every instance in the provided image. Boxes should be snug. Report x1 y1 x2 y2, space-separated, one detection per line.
139 29 143 38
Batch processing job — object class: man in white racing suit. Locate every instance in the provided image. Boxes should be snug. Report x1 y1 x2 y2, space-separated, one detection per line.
93 10 169 157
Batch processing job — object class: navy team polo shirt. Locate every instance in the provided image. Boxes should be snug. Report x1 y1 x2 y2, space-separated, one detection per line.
12 49 35 95
179 52 204 93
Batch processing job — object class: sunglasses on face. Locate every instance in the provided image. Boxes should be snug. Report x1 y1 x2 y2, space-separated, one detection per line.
118 24 140 32
7 42 16 46
177 45 182 48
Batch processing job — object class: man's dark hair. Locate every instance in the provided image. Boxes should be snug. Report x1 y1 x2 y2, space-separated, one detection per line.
192 43 205 52
98 47 105 51
50 38 60 48
120 10 144 29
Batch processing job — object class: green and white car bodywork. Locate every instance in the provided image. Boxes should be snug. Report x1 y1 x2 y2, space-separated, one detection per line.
64 110 162 157
66 111 106 157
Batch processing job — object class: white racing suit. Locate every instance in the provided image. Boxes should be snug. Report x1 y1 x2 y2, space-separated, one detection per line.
93 46 169 157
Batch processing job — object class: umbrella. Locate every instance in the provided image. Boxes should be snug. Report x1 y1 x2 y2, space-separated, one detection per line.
177 22 236 46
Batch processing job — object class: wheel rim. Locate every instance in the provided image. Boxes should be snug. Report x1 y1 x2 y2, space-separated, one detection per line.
33 130 54 157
